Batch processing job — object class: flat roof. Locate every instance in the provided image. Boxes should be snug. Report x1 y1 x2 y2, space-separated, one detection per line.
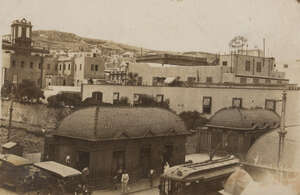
136 54 209 66
0 154 32 167
34 161 81 178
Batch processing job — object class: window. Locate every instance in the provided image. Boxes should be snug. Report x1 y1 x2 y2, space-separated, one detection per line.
55 64 58 71
80 64 82 70
206 77 213 83
59 64 62 70
38 63 42 69
203 96 212 114
245 60 251 71
137 76 143 86
47 64 50 70
91 64 94 71
232 98 242 108
265 99 276 111
75 64 77 71
256 62 262 72
187 77 196 83
12 60 16 67
92 92 103 103
113 92 120 104
152 77 158 86
30 62 33 69
222 61 228 66
21 61 25 68
68 64 71 70
156 94 164 104
253 78 259 84
240 77 247 84
63 64 66 70
95 64 98 71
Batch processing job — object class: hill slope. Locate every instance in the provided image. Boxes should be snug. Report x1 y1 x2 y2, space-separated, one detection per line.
31 30 156 54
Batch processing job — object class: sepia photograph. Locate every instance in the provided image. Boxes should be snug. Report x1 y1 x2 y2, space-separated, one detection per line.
0 0 300 194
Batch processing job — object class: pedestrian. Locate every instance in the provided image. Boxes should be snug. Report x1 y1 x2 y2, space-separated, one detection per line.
163 161 170 173
148 168 155 187
113 168 122 190
121 170 129 194
82 167 89 185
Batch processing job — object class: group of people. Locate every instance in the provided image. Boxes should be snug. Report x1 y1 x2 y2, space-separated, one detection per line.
113 169 130 194
112 161 170 194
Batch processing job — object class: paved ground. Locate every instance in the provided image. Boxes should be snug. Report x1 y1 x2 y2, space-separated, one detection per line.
93 178 160 195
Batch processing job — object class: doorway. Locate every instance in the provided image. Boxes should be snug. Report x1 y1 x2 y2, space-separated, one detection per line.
140 146 151 178
163 144 173 165
77 151 90 171
112 151 125 175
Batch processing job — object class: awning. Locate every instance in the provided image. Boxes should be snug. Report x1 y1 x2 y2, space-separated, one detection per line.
164 77 176 84
34 161 81 178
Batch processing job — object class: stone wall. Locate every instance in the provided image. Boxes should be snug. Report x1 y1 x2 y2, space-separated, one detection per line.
1 100 72 131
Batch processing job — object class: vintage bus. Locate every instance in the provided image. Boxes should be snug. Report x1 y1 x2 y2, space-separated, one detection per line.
159 155 240 195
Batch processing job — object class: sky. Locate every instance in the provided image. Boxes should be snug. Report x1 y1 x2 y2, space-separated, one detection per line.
1 0 300 83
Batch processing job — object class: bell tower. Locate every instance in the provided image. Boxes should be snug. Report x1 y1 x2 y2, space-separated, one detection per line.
11 18 32 55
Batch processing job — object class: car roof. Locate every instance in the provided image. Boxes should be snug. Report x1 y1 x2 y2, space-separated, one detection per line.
34 161 81 178
0 154 32 167
162 156 240 182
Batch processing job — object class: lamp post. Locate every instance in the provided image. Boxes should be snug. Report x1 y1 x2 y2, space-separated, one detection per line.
277 90 287 181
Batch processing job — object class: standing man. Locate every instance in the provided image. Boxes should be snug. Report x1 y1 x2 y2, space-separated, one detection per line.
148 168 155 187
121 170 129 194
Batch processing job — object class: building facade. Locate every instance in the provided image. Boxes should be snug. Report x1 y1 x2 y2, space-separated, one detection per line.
44 107 189 187
130 53 288 87
202 108 280 159
81 84 288 118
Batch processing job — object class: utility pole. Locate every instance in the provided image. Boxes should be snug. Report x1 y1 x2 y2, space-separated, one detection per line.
7 99 14 141
40 48 45 88
277 90 287 178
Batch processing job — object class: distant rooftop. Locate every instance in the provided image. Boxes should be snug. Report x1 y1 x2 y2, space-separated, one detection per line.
136 53 210 66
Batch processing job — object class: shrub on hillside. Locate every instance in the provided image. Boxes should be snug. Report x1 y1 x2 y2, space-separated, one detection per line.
47 93 81 108
179 111 209 130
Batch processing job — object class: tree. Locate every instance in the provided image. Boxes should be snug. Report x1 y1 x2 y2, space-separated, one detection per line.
1 81 15 98
179 111 209 130
15 80 44 103
47 93 81 108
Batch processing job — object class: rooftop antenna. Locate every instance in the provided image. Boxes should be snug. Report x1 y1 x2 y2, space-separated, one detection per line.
263 38 266 57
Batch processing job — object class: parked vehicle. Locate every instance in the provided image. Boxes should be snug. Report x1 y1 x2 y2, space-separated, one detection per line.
159 155 240 195
0 154 39 193
33 161 83 194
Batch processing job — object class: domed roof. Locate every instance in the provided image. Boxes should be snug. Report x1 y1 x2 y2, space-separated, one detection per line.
55 107 189 141
207 108 280 130
246 126 300 173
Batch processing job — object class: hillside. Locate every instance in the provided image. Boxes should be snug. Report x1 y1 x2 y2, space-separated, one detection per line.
31 30 159 54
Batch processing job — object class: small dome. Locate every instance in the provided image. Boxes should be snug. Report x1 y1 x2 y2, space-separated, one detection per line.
246 126 300 173
207 108 280 130
55 107 188 141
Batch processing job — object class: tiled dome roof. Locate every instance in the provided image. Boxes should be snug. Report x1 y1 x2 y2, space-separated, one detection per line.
55 107 189 141
207 108 280 130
